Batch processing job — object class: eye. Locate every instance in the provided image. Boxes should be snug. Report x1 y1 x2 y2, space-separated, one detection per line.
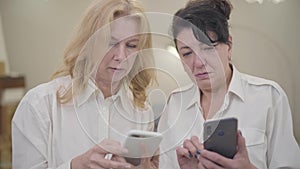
126 42 137 48
182 51 193 57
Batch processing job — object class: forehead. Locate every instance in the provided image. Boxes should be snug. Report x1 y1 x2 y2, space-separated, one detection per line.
176 28 201 48
176 28 217 48
110 16 140 41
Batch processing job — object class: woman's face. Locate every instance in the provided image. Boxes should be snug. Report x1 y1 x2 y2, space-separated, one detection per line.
176 28 232 91
97 16 140 85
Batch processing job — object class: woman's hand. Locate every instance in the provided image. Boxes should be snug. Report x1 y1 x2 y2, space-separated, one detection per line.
197 131 257 169
128 147 159 169
128 156 159 169
176 136 203 169
71 139 132 169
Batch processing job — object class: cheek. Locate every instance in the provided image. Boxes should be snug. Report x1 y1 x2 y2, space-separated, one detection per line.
211 50 229 68
181 59 194 73
124 53 138 68
99 55 110 67
126 47 139 56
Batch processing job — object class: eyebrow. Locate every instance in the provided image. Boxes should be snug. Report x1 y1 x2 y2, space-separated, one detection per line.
110 36 139 42
179 46 191 50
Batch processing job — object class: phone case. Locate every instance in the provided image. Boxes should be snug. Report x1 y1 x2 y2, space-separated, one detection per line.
203 117 237 158
123 130 162 166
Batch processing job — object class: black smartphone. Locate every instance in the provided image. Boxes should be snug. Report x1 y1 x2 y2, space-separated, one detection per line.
203 117 237 158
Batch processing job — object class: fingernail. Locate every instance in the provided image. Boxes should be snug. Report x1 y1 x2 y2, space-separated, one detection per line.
125 164 131 168
239 131 243 136
188 151 193 158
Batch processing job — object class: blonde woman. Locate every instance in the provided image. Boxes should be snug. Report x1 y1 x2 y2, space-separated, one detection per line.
12 0 157 168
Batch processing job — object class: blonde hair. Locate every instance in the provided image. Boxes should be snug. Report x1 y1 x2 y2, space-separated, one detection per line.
52 0 155 109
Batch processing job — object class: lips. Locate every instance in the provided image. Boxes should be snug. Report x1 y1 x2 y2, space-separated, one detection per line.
194 72 210 79
108 67 125 72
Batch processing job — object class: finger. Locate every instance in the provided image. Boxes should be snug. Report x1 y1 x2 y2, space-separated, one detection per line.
140 157 152 167
151 154 160 168
98 158 131 169
197 161 206 169
183 139 198 156
111 155 127 163
190 135 203 158
177 147 194 168
101 139 122 147
237 130 248 155
200 150 232 168
176 147 192 159
96 139 128 155
97 144 128 156
190 136 203 150
198 155 223 169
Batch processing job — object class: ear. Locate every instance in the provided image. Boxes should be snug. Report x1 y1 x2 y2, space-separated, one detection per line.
227 35 233 60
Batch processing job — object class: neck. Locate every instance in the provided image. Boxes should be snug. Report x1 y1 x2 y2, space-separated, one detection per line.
200 66 232 119
96 79 121 98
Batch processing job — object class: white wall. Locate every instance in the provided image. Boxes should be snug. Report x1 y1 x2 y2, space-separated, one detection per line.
0 0 299 142
230 0 300 142
0 0 93 87
0 12 9 72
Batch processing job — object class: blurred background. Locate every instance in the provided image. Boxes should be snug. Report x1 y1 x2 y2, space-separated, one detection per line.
0 0 299 168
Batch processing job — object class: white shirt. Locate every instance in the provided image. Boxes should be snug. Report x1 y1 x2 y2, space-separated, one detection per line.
12 76 154 169
158 66 300 169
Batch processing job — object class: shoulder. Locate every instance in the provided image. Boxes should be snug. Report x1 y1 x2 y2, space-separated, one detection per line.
21 76 71 106
239 72 286 99
12 77 70 130
165 83 198 109
13 76 72 125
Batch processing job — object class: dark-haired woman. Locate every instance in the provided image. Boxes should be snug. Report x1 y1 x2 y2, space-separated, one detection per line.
157 0 300 168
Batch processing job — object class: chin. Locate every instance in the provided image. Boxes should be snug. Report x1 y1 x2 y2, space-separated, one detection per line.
196 82 211 90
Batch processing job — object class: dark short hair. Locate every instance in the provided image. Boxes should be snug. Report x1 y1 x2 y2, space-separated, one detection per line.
172 0 233 46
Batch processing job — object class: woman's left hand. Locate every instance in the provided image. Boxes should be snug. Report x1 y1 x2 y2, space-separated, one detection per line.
198 131 257 169
111 153 159 169
140 155 159 169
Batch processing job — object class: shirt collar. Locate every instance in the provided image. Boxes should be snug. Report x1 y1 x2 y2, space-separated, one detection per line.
75 79 124 107
184 64 245 110
170 83 200 110
185 84 201 110
228 64 245 102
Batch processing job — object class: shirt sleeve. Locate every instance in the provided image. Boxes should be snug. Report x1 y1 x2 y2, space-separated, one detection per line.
266 87 300 168
12 96 71 169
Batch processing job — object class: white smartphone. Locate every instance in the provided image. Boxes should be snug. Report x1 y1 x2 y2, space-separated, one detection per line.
122 130 162 166
203 117 238 158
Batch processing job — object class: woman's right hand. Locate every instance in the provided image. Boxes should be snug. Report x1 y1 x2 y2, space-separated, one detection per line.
71 139 132 169
176 136 203 169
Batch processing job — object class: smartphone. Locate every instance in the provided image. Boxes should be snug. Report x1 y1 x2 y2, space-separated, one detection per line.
123 130 162 166
203 117 237 159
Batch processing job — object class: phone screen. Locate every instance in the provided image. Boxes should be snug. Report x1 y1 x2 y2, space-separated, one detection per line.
203 117 237 158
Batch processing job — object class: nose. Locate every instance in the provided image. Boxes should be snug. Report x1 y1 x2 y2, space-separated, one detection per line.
193 54 206 68
113 44 126 61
